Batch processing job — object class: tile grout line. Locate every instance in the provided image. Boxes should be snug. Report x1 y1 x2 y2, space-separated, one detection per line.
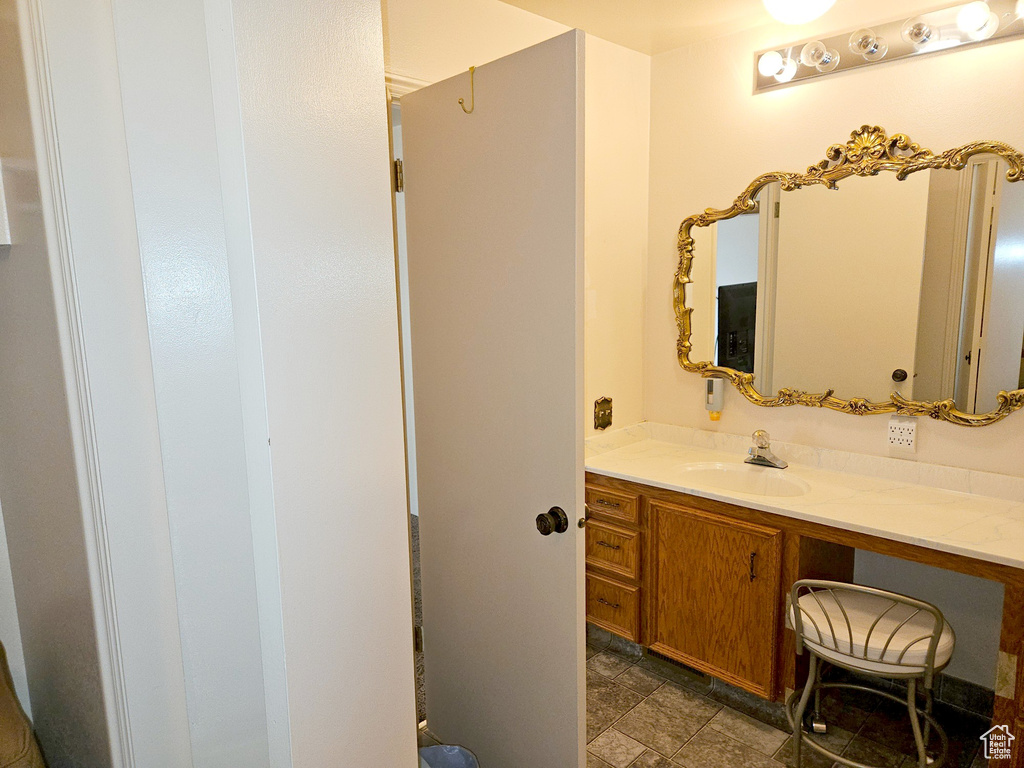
592 660 740 766
589 661 687 761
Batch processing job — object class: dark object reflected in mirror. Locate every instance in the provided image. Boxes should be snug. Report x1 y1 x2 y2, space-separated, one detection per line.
675 126 1024 427
717 282 756 374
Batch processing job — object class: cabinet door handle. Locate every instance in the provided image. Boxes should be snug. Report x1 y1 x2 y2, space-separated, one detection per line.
749 551 757 582
596 540 621 550
594 498 621 509
597 597 620 609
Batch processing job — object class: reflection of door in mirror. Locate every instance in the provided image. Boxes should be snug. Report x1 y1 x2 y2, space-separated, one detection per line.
1019 329 1024 390
940 158 1024 414
971 161 1024 412
770 174 930 402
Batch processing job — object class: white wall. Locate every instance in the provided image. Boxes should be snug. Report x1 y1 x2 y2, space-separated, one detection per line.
382 0 568 85
647 25 1024 687
584 37 650 435
854 552 1004 687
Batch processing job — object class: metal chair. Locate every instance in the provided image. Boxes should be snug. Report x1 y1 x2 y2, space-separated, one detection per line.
786 580 956 768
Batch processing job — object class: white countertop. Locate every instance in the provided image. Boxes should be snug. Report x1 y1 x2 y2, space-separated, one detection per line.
585 428 1024 572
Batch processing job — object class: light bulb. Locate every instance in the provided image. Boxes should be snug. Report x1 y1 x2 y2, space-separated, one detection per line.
758 50 785 77
762 0 836 25
957 1 999 40
1017 0 1024 18
901 18 934 49
800 40 840 72
849 28 888 61
775 57 799 82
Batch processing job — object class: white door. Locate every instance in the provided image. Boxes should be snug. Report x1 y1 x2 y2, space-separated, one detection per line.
402 30 585 768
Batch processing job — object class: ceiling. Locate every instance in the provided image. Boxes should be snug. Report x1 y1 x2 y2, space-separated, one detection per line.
494 0 949 55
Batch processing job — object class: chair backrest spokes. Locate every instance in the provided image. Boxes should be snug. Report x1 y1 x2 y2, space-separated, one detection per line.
791 580 948 683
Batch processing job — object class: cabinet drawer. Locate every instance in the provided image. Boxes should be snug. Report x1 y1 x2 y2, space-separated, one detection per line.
586 520 640 582
586 572 639 642
585 485 639 527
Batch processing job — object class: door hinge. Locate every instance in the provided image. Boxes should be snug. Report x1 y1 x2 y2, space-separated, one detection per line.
774 201 780 219
413 624 423 653
394 158 404 193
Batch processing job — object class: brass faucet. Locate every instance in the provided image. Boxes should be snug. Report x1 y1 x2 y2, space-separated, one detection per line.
745 430 788 469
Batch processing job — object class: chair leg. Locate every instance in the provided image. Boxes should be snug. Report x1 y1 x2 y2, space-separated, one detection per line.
811 660 826 734
907 678 928 767
791 654 818 768
922 685 933 763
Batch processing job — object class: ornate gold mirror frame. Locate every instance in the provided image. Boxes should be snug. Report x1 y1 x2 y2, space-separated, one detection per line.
674 126 1024 427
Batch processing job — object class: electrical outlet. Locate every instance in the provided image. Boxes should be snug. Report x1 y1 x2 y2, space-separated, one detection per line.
888 415 917 454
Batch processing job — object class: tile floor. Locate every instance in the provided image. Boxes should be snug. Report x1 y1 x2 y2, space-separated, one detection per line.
586 635 989 768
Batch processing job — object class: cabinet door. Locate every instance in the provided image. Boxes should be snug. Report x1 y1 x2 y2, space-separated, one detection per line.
648 500 782 698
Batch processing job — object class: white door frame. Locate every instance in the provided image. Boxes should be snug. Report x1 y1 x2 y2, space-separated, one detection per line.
754 183 780 394
19 3 133 763
17 1 192 764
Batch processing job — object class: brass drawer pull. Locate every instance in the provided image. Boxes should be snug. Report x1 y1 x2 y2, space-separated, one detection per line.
594 498 621 508
597 597 621 609
596 540 621 551
749 551 757 582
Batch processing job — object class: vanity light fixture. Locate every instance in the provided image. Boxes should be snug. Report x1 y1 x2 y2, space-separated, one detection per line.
754 0 1024 91
757 49 785 77
776 57 799 82
800 40 841 71
757 50 800 82
900 18 934 50
957 1 1000 38
763 0 836 25
848 28 889 61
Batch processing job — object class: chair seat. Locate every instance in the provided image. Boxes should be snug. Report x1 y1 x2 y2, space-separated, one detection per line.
789 588 954 676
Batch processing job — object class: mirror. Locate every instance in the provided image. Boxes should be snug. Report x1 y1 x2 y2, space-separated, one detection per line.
675 126 1024 426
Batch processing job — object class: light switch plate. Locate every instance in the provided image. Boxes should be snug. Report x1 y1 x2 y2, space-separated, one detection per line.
594 396 612 431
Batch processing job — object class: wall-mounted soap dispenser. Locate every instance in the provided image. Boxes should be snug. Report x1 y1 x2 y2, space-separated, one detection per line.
705 378 724 421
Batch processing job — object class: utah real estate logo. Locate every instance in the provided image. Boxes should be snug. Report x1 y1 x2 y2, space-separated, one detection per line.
980 725 1015 761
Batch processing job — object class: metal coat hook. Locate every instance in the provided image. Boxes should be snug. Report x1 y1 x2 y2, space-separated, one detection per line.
458 66 476 114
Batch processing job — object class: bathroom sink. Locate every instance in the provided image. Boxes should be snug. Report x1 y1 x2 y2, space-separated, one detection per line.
676 462 810 498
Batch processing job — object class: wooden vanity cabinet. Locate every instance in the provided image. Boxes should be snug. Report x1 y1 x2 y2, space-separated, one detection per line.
646 499 782 699
585 472 838 701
